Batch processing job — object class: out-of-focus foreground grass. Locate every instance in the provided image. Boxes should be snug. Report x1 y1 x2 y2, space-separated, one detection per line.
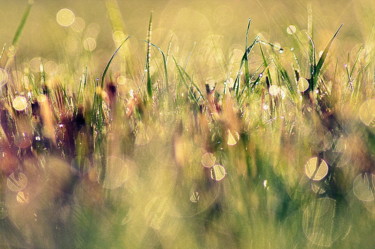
0 0 374 248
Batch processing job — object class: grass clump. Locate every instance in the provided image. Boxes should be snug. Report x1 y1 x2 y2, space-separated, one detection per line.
0 3 374 249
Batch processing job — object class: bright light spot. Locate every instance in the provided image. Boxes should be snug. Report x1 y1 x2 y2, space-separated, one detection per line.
353 174 374 202
190 191 200 203
210 165 226 181
286 25 297 35
102 157 131 190
7 172 28 192
83 37 97 52
16 191 30 204
263 180 268 188
262 104 269 111
227 129 239 146
113 30 126 43
37 94 47 103
305 157 329 181
298 77 309 92
71 16 85 32
359 99 375 126
12 96 28 111
269 85 280 96
56 8 75 27
201 152 216 168
225 78 235 88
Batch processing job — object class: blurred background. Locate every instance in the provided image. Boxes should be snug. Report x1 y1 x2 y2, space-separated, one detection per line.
0 1 374 248
0 0 374 61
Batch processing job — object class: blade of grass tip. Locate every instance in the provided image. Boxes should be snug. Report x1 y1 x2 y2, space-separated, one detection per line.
244 19 252 86
312 24 343 90
148 42 169 90
0 44 6 61
146 12 153 98
172 57 201 105
234 36 259 97
259 43 273 85
12 0 33 46
306 33 316 91
101 36 130 88
181 66 204 101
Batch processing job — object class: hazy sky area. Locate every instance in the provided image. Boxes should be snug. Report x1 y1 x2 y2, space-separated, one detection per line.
0 0 373 60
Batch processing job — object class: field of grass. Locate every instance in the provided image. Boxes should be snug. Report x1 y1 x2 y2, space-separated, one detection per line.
0 0 374 248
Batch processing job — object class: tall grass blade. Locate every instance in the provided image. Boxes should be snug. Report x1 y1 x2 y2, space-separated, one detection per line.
244 19 252 86
312 24 343 90
12 1 33 46
101 36 130 88
146 12 153 98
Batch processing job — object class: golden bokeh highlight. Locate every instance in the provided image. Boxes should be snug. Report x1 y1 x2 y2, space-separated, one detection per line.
12 95 28 111
211 165 226 181
305 157 329 181
298 77 310 92
83 37 97 52
56 8 76 27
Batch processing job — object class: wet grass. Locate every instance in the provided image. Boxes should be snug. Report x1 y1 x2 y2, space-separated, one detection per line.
0 2 374 249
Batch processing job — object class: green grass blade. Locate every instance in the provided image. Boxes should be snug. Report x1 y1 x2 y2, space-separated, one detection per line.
146 12 153 98
234 37 259 96
12 1 33 46
148 42 169 90
101 36 130 88
244 19 252 87
312 24 343 90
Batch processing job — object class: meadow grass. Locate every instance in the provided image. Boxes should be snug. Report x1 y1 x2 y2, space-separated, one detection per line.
0 1 374 249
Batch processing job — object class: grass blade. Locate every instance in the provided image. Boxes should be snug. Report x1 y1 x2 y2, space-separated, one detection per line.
101 36 130 88
12 1 33 46
312 24 343 90
146 12 153 98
